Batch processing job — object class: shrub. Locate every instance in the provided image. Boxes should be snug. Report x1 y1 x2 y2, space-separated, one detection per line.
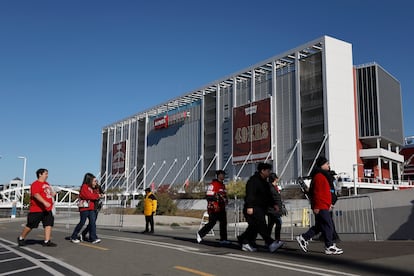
226 179 246 199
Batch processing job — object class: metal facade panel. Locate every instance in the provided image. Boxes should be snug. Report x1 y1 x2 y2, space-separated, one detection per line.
146 104 202 187
377 66 404 146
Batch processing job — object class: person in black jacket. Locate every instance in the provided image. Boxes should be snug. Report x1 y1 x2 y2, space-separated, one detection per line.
267 173 284 248
237 163 281 253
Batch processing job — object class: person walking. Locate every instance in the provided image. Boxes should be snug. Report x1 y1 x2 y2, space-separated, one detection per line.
142 187 157 233
197 170 230 245
267 173 284 248
80 183 104 242
237 162 281 253
17 168 57 247
70 173 102 244
296 156 343 255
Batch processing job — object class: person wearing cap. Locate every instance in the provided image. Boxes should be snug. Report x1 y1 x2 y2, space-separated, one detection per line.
196 170 230 245
296 156 343 255
142 187 157 234
237 162 281 253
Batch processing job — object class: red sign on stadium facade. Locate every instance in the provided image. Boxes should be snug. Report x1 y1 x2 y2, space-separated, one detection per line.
154 115 169 129
232 98 271 164
153 111 190 130
112 141 126 175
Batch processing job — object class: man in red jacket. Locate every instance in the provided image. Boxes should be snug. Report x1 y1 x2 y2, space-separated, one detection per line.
296 156 343 255
196 170 230 245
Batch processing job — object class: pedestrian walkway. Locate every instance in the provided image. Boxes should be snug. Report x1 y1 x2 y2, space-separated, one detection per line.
0 237 91 276
1 215 414 275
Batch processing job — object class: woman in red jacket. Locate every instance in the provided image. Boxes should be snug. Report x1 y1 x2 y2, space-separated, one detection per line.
70 173 102 244
296 156 343 255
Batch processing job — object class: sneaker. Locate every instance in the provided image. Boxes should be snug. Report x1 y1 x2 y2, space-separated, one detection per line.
17 237 25 246
241 243 257 252
91 239 101 244
196 233 202 243
219 240 231 245
42 241 57 247
296 235 308 252
71 238 80 244
325 244 343 255
269 240 283 253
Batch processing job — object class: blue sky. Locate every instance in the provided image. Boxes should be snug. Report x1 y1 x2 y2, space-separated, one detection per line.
1 0 413 187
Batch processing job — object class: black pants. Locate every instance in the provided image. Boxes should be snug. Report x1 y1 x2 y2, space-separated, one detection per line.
239 207 274 246
198 211 228 241
302 209 334 247
267 215 282 241
145 214 154 232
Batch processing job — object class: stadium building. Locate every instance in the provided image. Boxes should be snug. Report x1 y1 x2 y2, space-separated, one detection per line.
100 35 409 194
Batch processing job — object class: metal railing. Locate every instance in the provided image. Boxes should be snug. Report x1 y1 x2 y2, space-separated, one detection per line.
54 203 124 232
332 195 376 241
224 195 376 241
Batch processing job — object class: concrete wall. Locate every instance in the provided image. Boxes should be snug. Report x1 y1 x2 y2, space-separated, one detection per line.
368 189 414 240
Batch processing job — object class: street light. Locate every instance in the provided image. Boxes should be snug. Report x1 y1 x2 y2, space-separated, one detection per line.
18 156 27 214
353 163 363 196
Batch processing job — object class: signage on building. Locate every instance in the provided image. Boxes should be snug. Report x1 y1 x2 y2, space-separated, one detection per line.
154 116 168 129
153 111 190 130
233 98 271 164
112 141 126 175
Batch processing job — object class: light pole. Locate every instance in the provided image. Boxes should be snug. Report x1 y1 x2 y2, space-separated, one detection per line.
353 163 363 196
18 156 27 214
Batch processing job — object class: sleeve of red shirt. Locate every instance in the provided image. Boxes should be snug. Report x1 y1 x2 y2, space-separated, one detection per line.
30 181 41 196
311 173 332 210
79 184 100 200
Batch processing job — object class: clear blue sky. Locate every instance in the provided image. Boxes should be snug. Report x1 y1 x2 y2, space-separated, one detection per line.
1 0 413 187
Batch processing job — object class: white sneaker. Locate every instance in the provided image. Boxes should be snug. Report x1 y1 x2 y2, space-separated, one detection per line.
196 233 202 243
71 239 80 244
91 239 101 244
296 235 308 252
241 243 257 252
325 244 343 255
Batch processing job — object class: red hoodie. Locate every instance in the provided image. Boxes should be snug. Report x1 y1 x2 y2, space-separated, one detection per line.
78 183 100 211
310 173 332 210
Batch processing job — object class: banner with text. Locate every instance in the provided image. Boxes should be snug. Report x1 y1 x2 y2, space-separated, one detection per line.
112 141 126 175
232 98 271 164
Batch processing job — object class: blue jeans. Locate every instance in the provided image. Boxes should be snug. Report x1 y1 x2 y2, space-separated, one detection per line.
71 210 98 241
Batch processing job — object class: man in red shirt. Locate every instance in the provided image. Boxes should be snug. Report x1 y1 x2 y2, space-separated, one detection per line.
17 168 57 247
296 156 343 255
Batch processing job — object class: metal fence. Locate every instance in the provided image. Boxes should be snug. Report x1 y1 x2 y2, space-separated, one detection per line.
225 199 312 240
54 203 124 232
331 195 376 241
222 195 376 241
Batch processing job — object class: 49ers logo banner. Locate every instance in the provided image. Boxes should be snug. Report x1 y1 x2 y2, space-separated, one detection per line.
112 141 126 175
233 98 271 164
